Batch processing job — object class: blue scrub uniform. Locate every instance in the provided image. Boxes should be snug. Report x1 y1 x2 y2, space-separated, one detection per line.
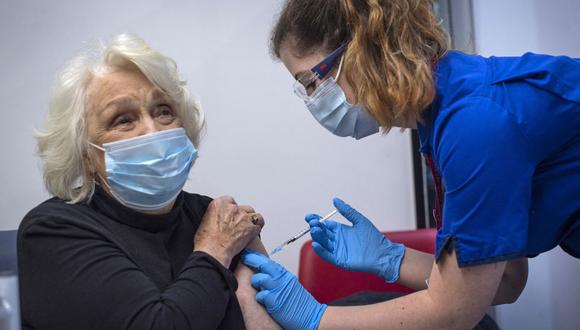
417 51 580 266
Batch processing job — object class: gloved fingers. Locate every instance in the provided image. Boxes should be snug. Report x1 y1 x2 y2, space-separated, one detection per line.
251 273 277 290
256 289 274 306
242 249 268 268
333 197 367 226
314 220 337 242
310 218 338 234
307 218 319 228
242 250 282 276
307 218 322 234
314 219 338 238
305 213 322 224
310 226 334 252
321 219 339 233
309 217 336 236
243 248 262 256
312 242 336 263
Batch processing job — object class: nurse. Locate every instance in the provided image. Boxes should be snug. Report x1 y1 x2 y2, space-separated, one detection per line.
242 0 580 329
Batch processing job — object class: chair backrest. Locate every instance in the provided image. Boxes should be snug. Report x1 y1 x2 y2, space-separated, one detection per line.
298 228 436 304
0 230 18 273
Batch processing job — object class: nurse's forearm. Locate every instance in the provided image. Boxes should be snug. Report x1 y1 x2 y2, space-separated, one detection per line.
320 290 445 329
396 247 434 291
319 249 505 330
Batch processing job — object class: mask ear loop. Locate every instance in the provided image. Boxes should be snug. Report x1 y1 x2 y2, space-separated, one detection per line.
335 53 345 81
89 142 105 152
87 141 111 191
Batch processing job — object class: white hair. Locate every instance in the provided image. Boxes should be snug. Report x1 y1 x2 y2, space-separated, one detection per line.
35 33 205 203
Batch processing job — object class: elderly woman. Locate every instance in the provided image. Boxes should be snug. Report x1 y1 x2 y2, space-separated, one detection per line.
18 34 279 330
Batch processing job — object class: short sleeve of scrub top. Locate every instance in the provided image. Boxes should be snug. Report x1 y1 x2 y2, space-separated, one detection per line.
433 97 535 266
420 51 580 267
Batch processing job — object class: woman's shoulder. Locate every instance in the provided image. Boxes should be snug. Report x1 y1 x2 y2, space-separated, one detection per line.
19 197 100 235
182 191 212 205
181 191 213 213
435 51 492 105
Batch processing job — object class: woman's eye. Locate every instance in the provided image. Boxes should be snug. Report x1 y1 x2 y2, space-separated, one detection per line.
112 114 133 127
305 81 317 95
155 104 175 120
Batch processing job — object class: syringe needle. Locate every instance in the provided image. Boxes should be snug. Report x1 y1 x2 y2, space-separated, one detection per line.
270 210 338 255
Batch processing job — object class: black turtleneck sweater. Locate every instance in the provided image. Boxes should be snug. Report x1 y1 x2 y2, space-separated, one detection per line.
17 186 244 330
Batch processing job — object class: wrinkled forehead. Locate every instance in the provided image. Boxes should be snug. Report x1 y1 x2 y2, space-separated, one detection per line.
84 69 172 118
87 70 152 100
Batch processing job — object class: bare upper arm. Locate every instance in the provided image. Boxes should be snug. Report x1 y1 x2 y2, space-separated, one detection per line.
427 248 506 329
234 238 281 330
493 257 528 305
504 258 528 285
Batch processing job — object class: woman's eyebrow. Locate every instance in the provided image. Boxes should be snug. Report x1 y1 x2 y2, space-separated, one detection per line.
104 96 137 111
99 97 138 121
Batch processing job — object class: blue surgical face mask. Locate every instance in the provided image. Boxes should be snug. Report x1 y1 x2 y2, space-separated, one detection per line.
90 127 197 211
305 77 380 139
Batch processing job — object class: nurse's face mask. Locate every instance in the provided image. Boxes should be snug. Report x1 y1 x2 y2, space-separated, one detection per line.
293 44 380 140
89 127 197 212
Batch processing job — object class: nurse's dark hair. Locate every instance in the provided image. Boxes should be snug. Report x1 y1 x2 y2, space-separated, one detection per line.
271 0 449 130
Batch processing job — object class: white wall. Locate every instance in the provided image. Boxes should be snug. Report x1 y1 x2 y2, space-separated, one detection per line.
0 0 415 274
2 0 578 328
472 0 580 329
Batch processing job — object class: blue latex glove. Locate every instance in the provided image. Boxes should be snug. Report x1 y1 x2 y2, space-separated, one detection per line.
306 197 405 283
241 249 326 330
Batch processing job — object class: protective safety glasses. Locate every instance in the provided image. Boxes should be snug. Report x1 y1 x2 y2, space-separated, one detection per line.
293 43 347 101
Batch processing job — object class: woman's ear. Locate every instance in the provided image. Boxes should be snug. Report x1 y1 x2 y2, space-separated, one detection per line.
82 146 98 177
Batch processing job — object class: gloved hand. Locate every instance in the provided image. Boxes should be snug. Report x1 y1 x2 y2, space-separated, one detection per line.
241 249 326 330
306 197 405 283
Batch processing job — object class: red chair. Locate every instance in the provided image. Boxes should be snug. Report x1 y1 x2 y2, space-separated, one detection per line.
298 228 437 304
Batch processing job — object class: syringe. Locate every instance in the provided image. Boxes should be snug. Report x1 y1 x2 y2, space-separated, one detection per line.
270 210 338 255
